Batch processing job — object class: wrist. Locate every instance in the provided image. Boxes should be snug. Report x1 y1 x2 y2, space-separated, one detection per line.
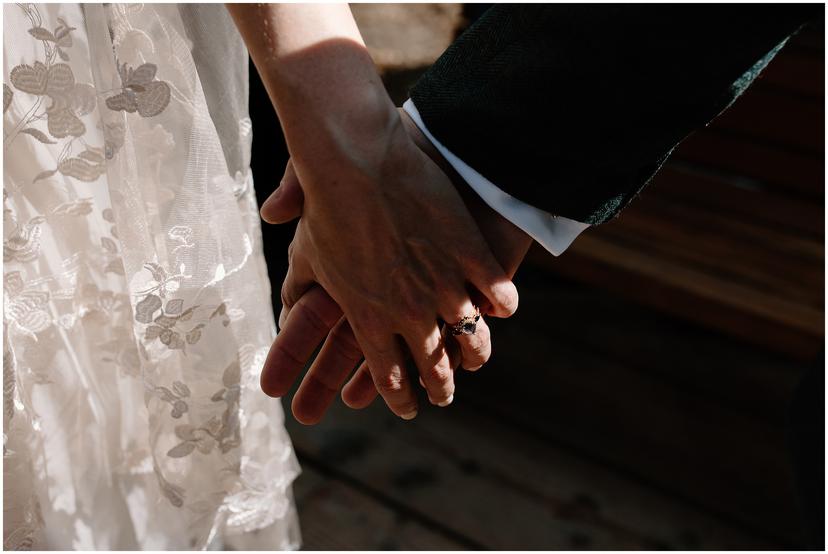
400 108 452 177
230 2 398 170
305 95 403 179
266 39 381 115
264 47 403 192
286 95 411 203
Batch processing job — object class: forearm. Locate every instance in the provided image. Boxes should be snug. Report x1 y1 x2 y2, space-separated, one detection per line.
411 4 813 224
226 3 399 179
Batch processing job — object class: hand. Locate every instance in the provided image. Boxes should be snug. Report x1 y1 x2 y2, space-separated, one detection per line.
260 110 533 424
231 5 520 420
263 106 517 421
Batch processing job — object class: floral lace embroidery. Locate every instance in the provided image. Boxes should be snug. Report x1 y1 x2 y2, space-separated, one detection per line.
100 209 126 276
3 216 45 263
4 271 51 338
5 7 103 183
166 361 241 458
138 295 229 352
105 61 170 117
4 3 299 547
50 197 94 217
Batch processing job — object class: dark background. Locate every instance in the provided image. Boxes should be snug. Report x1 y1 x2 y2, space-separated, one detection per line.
248 5 825 549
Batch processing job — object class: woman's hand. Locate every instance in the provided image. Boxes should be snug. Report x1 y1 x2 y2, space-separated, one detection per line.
260 111 533 424
228 4 520 420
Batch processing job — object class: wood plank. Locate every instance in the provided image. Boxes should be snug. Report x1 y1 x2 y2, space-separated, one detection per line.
673 130 824 199
286 397 779 549
292 464 466 550
784 23 825 59
508 271 806 422
463 281 804 544
537 235 824 359
757 50 825 99
654 164 824 238
616 187 824 270
603 197 824 308
550 253 821 360
556 229 822 336
705 87 823 155
458 367 799 547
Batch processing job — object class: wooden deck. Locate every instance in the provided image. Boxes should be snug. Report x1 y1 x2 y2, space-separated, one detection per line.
286 272 811 549
249 6 823 550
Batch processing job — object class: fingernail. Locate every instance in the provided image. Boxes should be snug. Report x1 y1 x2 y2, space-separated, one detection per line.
465 365 482 371
437 394 454 407
400 410 418 420
418 377 426 388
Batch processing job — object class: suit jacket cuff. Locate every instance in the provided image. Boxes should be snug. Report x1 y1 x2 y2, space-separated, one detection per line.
403 99 588 256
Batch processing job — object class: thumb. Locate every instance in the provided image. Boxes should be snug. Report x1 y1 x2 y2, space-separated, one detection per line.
260 159 305 224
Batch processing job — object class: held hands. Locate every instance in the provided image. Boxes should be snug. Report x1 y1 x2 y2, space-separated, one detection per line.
227 4 528 424
259 109 532 424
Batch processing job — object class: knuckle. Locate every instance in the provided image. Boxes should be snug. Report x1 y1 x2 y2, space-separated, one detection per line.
280 281 299 310
464 354 489 371
373 372 406 395
293 302 330 335
473 322 491 348
489 283 518 317
464 342 490 365
273 341 307 370
500 286 519 315
306 371 339 395
422 363 452 387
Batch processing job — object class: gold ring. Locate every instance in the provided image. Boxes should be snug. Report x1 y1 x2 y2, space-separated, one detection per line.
449 307 480 336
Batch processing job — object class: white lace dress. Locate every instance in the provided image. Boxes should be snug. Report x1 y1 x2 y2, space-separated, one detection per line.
3 4 300 549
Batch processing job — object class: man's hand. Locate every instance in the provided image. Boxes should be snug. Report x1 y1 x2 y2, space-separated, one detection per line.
260 110 532 424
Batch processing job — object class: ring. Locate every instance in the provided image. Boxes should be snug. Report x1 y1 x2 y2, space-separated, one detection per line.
449 307 481 336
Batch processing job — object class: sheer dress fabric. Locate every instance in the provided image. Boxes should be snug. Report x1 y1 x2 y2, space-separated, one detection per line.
3 4 300 549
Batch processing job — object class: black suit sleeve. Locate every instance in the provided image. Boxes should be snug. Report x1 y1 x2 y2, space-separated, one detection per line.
410 4 817 224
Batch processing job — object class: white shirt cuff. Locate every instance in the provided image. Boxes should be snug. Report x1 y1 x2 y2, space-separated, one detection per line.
403 99 588 256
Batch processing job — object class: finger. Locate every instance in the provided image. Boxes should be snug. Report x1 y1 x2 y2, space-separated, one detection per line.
467 271 519 319
404 325 454 407
417 335 460 386
445 330 462 370
292 316 364 425
458 237 520 318
356 330 419 420
261 286 342 398
261 159 305 224
453 316 491 371
341 361 379 409
440 293 490 371
279 249 314 329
